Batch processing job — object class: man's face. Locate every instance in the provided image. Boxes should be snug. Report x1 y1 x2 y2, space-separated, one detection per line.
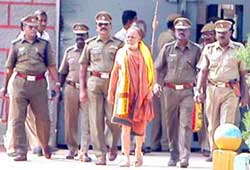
216 30 231 45
37 14 47 32
76 33 89 49
175 28 190 41
125 28 141 50
201 31 216 44
23 24 38 38
96 22 112 36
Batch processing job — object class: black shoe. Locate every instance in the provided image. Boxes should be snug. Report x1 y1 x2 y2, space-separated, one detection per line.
206 156 212 162
151 146 161 152
202 150 211 157
168 159 178 166
14 154 27 161
32 146 43 156
180 159 189 168
65 150 77 159
142 147 151 154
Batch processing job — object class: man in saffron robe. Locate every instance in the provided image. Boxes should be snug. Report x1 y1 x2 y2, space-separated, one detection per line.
108 24 155 167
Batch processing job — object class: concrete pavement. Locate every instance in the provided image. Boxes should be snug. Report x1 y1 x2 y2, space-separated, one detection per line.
0 149 212 170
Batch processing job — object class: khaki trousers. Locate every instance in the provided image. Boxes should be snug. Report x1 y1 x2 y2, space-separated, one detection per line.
11 77 50 155
205 84 239 152
163 88 194 160
87 77 121 158
64 84 90 154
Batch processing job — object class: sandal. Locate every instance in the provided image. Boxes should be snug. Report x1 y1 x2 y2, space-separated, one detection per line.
119 154 130 167
134 153 143 167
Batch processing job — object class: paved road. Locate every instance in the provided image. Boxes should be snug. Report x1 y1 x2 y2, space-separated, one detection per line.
0 149 212 170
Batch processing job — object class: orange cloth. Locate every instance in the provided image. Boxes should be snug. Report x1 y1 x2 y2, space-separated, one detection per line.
108 42 155 135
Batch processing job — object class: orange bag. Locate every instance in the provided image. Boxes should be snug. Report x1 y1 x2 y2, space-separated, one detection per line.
192 102 203 132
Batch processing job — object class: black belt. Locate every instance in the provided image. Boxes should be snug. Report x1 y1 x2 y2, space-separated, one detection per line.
66 80 80 89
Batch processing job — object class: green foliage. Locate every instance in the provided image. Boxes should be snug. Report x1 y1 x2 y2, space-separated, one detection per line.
236 35 250 69
242 109 250 146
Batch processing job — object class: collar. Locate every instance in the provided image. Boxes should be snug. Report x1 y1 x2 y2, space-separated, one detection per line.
96 35 114 43
174 40 192 50
72 44 83 52
21 35 40 44
214 40 234 50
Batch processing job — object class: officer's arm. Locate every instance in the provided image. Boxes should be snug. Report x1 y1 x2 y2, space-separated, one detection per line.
1 43 16 96
79 64 88 90
58 74 66 87
239 70 248 106
195 69 208 103
1 68 14 96
47 66 58 82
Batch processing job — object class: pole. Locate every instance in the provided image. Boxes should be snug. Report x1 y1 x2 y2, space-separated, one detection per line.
150 0 159 54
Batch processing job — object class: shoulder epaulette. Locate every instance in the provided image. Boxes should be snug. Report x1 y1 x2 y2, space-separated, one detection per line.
162 40 176 49
65 45 74 53
232 41 244 48
11 38 21 45
38 38 49 44
112 36 123 43
85 36 97 44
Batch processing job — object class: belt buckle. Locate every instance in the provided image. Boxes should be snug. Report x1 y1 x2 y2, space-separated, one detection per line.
100 72 109 79
175 85 184 90
27 75 36 81
75 83 80 89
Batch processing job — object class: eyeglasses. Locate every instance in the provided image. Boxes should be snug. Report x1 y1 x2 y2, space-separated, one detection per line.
97 23 110 27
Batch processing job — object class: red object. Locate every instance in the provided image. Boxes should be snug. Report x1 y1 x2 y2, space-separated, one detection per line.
0 96 9 123
16 72 45 81
164 82 194 90
192 102 203 132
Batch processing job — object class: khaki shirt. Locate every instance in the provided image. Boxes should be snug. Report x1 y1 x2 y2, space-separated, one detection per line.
155 40 201 84
6 37 55 75
79 35 122 72
59 45 82 83
197 40 245 82
157 29 175 51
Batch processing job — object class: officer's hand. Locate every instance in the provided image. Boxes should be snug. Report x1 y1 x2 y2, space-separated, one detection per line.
80 89 88 103
194 91 206 103
240 96 248 107
0 87 7 98
153 83 162 97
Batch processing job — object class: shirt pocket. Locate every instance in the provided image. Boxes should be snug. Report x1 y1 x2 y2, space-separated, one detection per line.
90 47 102 62
107 46 118 61
167 54 177 69
208 57 219 70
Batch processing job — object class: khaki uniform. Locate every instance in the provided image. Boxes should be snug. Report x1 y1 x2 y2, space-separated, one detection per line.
155 40 201 160
5 36 55 155
151 28 176 151
59 45 90 154
79 35 122 158
197 40 244 152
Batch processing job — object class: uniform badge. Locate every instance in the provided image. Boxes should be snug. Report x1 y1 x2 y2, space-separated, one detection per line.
169 54 177 57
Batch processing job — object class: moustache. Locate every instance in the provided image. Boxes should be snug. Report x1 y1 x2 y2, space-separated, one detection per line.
101 28 107 31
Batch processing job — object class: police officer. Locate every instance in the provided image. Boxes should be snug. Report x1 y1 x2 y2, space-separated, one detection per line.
197 23 216 158
0 15 59 161
200 23 216 48
151 13 181 152
79 11 122 165
195 19 247 162
154 17 201 168
58 23 91 161
157 13 181 50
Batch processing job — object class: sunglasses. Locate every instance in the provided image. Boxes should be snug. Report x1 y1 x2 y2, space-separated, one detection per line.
97 23 110 27
27 25 38 30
